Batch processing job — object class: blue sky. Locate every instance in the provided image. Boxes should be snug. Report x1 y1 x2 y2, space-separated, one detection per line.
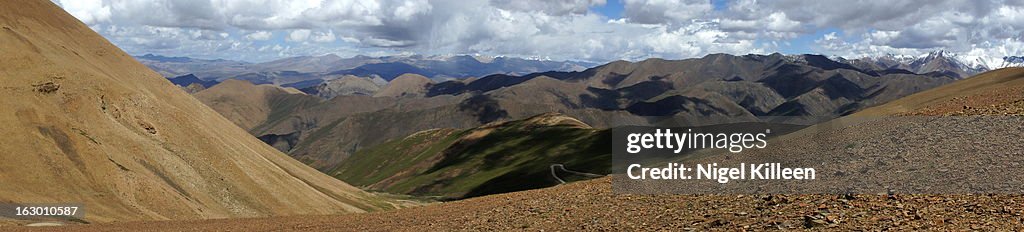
591 0 623 19
56 0 1024 64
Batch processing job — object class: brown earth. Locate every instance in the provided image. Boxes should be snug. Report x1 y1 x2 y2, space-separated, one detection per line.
23 178 1024 231
5 0 1021 230
24 68 1024 230
855 67 1024 116
194 79 322 131
0 0 395 225
311 75 381 99
207 53 956 172
373 73 433 98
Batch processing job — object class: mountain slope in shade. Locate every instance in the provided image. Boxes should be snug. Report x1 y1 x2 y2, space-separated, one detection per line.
0 0 392 223
222 53 954 172
194 79 323 132
168 74 219 88
1000 56 1024 68
330 113 609 199
136 54 252 79
68 68 1024 231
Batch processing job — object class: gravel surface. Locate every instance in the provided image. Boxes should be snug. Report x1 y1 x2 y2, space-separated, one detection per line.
9 71 1024 230
13 82 1024 231
15 178 1024 231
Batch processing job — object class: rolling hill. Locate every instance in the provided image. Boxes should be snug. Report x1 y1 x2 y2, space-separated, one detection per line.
330 113 610 199
194 79 322 132
0 0 393 224
73 68 1024 231
139 53 594 88
855 67 1024 116
211 53 958 172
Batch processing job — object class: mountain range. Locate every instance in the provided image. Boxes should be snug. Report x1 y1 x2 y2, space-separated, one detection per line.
192 52 961 177
147 49 1024 94
77 67 1024 231
838 50 1024 78
137 53 595 88
8 0 1024 229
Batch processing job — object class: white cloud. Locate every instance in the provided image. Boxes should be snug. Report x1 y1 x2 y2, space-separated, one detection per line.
804 2 1024 62
490 0 605 16
55 0 111 25
311 30 337 43
244 31 273 41
622 0 712 25
393 0 432 21
287 29 311 42
53 0 1024 63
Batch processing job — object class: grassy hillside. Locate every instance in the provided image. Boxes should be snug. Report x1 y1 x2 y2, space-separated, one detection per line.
330 113 610 199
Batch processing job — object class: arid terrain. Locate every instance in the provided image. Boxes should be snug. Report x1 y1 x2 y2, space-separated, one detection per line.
0 0 397 225
4 0 1024 231
193 52 960 175
20 71 1024 232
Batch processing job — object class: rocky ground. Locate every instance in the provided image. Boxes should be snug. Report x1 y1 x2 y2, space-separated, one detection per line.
13 178 1024 231
903 85 1024 116
14 76 1024 231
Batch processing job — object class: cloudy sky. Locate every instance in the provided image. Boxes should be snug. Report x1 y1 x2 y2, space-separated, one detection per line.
55 0 1024 63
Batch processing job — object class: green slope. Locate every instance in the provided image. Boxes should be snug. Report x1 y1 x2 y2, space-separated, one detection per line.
329 113 610 199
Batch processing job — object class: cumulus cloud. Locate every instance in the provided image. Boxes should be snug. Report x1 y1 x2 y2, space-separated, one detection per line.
55 0 111 24
53 0 1024 63
244 31 273 41
804 1 1024 61
286 29 311 42
490 0 605 16
311 30 337 43
622 0 712 25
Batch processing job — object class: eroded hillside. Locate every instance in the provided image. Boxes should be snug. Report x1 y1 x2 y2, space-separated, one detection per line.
0 0 393 224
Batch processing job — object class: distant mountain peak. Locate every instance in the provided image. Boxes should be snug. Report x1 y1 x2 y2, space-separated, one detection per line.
137 53 194 62
842 50 1006 78
997 56 1024 68
924 49 950 59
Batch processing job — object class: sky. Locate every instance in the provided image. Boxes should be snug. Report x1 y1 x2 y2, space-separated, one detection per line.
54 0 1024 63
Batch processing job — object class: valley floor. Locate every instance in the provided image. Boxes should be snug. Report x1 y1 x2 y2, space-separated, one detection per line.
15 177 1024 231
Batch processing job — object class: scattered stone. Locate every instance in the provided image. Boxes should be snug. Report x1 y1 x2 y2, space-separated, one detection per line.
804 215 828 228
33 81 59 93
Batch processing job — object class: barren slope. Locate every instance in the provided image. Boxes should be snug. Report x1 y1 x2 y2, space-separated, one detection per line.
194 79 322 131
55 69 1024 231
856 67 1024 116
244 54 954 172
0 0 391 224
374 73 433 97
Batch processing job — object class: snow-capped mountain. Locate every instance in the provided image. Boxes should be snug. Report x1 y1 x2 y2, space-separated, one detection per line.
841 50 1022 78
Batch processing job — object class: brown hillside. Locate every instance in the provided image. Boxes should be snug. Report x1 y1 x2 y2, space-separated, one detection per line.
0 0 390 224
65 69 1024 231
855 67 1024 116
194 79 321 131
374 73 433 97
